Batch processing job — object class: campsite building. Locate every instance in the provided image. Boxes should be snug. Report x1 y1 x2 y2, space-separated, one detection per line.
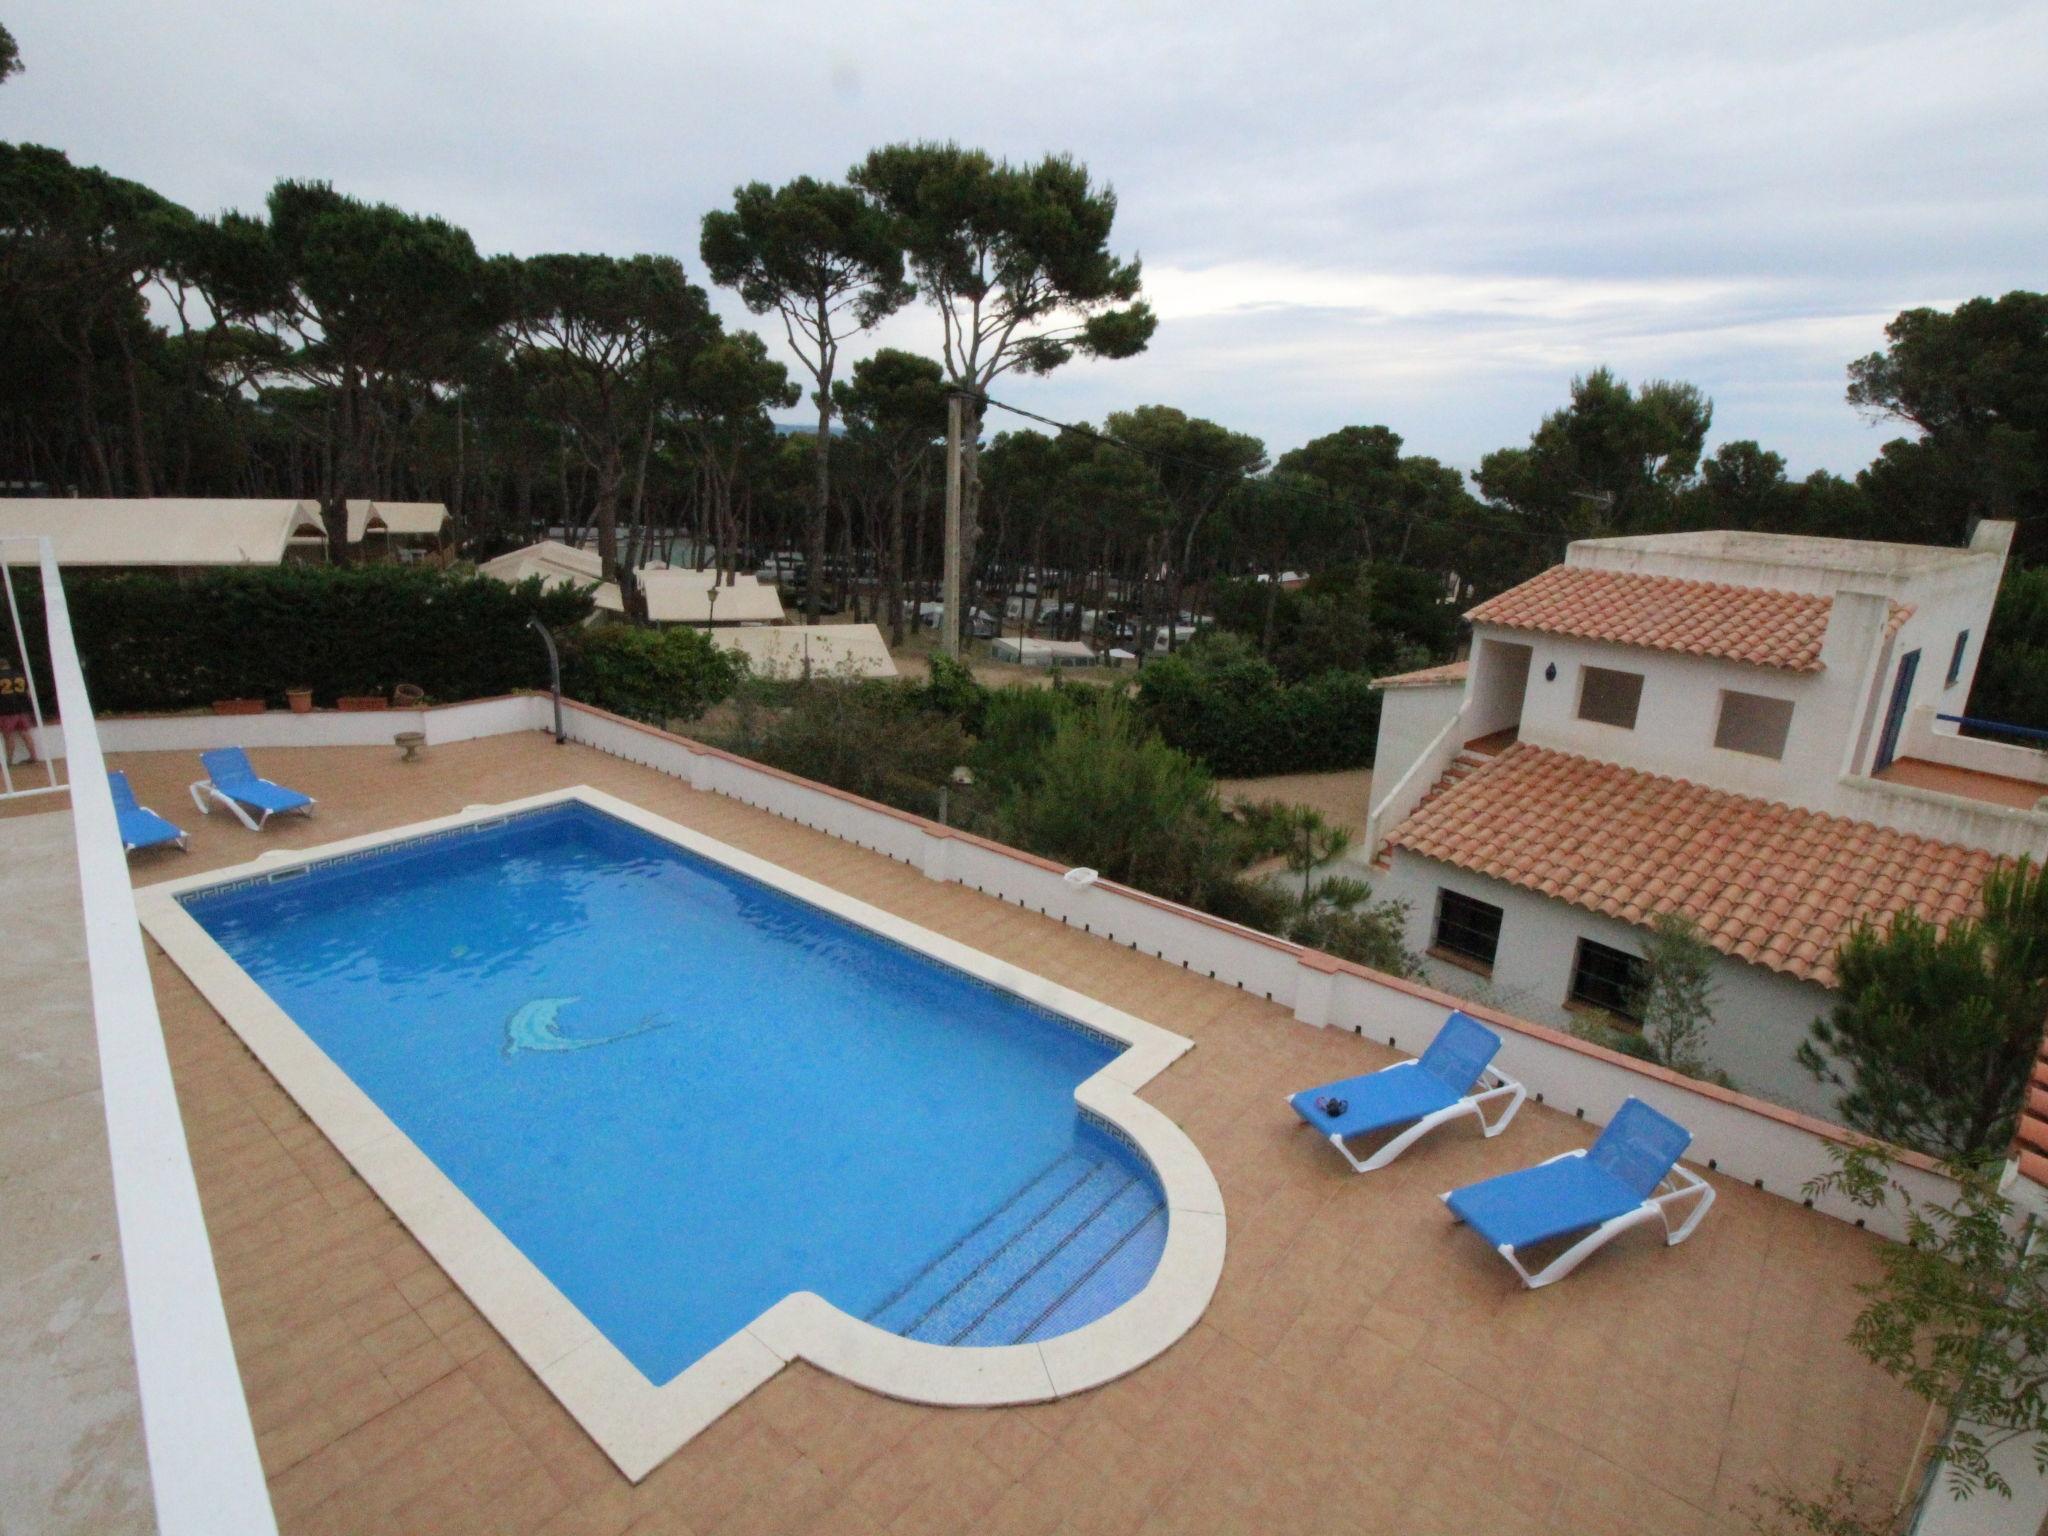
1365 521 2048 1113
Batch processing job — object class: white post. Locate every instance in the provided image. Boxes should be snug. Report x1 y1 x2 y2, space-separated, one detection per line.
33 538 277 1534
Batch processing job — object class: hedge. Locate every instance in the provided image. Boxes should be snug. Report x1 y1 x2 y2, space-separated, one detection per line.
1136 633 1382 777
10 564 594 714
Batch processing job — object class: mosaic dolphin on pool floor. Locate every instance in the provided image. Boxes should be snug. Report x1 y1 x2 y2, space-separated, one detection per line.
503 996 672 1057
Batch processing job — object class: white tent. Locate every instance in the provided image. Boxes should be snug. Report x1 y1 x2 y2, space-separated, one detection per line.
476 540 622 613
719 624 899 680
477 543 790 624
636 565 763 589
640 569 785 625
0 498 327 567
345 500 450 544
634 569 778 622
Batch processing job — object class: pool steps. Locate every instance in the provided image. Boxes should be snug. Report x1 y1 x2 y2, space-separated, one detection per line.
867 1148 1168 1347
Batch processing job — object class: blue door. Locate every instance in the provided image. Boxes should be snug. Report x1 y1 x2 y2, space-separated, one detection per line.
1874 649 1920 772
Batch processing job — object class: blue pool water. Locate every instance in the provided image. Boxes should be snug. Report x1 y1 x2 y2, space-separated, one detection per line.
181 803 1165 1384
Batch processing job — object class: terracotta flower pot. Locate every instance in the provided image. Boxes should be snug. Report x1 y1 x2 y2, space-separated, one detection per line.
211 698 266 716
286 688 314 714
336 695 390 712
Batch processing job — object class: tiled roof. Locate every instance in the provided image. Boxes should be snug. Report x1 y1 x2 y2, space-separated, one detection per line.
2019 1047 2048 1188
1467 566 1842 671
1372 660 1469 690
1387 743 1997 986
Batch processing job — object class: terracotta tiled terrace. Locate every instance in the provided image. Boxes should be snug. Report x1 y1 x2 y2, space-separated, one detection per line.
114 734 1925 1535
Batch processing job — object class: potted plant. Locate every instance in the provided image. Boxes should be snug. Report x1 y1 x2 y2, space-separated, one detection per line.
211 697 265 716
336 694 390 712
286 686 314 714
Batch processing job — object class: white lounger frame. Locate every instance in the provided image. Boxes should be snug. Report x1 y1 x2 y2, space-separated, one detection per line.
125 824 189 855
1442 1147 1717 1289
188 778 317 832
1295 1061 1528 1174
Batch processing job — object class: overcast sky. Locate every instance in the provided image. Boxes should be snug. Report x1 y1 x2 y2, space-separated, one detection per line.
5 2 2043 478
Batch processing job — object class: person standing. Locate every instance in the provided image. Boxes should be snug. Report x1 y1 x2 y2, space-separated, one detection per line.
0 651 37 766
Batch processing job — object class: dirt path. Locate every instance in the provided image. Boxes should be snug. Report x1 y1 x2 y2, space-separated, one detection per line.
1214 767 1374 838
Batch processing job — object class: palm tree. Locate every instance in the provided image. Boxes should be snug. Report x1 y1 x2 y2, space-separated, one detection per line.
1281 807 1354 905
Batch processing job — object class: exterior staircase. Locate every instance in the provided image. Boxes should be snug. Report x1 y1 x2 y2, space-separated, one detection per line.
866 1147 1167 1347
1370 745 1495 870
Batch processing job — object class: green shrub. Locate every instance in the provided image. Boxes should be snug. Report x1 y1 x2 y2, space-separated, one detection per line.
560 624 743 725
709 669 971 817
1137 632 1381 776
919 650 988 731
1804 856 2048 1161
994 694 1249 906
1198 873 1297 933
13 564 593 713
1288 901 1415 977
970 684 1091 798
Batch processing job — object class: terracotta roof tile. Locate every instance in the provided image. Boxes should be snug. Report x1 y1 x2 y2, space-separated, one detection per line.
1465 566 1907 672
1386 743 2000 987
1371 660 1470 690
2021 1041 2048 1189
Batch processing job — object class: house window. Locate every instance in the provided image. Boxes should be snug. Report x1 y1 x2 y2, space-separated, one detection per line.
1577 666 1644 730
1714 691 1795 760
1432 890 1503 971
1947 631 1969 687
1568 938 1647 1023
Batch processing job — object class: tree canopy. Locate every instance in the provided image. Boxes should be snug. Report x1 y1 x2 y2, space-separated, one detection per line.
1476 366 1713 553
504 251 717 580
701 176 912 620
1804 857 2048 1162
849 142 1156 583
1849 291 2048 554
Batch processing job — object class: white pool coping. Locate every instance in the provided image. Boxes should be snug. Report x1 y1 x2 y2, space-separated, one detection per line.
135 785 1226 1482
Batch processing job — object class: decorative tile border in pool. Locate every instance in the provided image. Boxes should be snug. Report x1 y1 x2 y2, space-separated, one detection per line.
135 785 1226 1483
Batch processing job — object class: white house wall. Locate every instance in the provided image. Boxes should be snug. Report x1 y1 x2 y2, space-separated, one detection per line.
1380 851 1842 1120
1461 637 1530 741
1479 622 1863 812
1371 681 1464 789
1561 523 2008 770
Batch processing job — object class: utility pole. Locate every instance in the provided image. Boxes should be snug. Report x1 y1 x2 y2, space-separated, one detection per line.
941 390 966 659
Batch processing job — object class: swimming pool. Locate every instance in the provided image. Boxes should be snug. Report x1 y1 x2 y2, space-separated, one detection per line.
141 787 1224 1478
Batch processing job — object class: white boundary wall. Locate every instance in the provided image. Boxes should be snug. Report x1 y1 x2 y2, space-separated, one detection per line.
1902 702 2048 788
33 543 277 1536
32 693 540 759
88 689 1959 1246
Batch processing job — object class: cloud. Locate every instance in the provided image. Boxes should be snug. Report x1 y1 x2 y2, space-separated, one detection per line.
4 0 2041 478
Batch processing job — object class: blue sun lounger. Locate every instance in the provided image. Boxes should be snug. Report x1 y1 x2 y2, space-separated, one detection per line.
108 770 187 853
189 748 316 831
1287 1011 1527 1172
1442 1097 1715 1289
